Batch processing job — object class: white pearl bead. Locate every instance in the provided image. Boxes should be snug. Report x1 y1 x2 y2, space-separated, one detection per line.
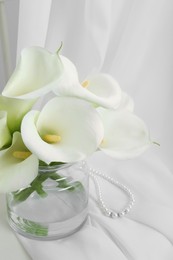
89 167 135 219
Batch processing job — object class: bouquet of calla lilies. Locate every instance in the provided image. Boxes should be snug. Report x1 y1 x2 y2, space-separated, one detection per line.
0 46 151 194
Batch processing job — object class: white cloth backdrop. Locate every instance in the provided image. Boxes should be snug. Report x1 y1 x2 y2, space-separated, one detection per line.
1 0 173 259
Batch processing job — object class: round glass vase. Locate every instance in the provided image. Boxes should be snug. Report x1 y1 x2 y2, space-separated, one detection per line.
6 161 89 240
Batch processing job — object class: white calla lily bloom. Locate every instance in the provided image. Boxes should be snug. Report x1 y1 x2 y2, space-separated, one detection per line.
0 111 11 149
0 132 39 193
0 95 35 132
98 108 151 159
80 74 122 109
55 55 79 91
53 64 122 109
2 45 122 109
21 97 104 163
117 92 134 112
2 47 64 99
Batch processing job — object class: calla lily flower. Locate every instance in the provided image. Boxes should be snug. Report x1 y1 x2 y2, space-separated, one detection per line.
2 47 64 99
2 45 122 109
98 108 151 159
21 97 104 163
0 111 11 149
56 55 79 90
80 74 122 109
53 65 122 109
117 92 134 112
0 96 35 132
0 132 39 193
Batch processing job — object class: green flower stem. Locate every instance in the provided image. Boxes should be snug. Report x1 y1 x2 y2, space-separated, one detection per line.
16 218 48 237
13 187 34 202
13 171 83 203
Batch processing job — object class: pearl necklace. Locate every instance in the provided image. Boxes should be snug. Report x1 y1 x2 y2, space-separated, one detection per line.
89 167 135 218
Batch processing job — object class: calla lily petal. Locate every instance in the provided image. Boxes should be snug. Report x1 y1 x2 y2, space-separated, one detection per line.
0 95 35 132
21 97 104 163
2 47 63 99
54 70 122 109
52 55 81 96
0 132 39 193
98 108 151 159
117 92 134 112
55 55 79 91
80 74 122 108
0 111 11 149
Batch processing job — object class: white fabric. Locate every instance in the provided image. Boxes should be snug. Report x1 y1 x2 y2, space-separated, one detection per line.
1 151 173 259
17 151 173 260
1 0 173 259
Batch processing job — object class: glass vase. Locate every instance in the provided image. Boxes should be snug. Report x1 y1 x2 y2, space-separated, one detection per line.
6 161 89 240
